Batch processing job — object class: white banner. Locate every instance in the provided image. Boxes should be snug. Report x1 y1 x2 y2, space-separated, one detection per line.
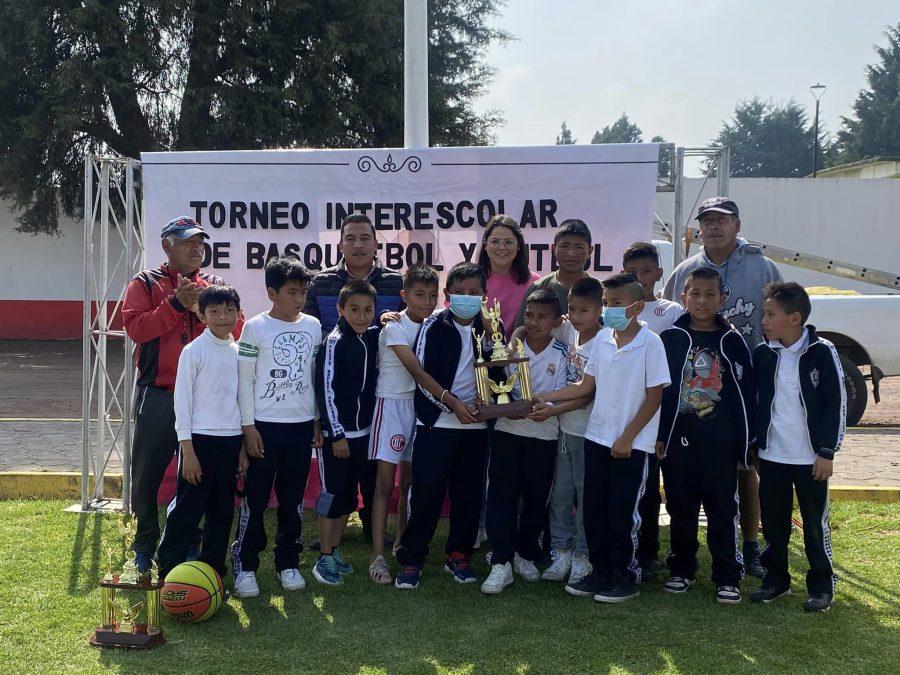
142 144 659 317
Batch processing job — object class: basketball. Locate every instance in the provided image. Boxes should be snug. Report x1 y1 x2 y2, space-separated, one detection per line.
161 561 223 623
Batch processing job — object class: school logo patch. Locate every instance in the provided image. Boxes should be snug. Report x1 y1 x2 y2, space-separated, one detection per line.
546 363 556 376
810 368 820 388
390 434 407 452
721 282 732 301
655 306 665 316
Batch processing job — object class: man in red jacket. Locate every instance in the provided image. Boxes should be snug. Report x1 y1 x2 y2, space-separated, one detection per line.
123 216 239 570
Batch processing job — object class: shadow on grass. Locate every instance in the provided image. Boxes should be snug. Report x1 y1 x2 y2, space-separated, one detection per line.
67 512 105 596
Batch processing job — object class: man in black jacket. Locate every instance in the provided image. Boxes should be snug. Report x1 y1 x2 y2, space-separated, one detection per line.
751 282 844 612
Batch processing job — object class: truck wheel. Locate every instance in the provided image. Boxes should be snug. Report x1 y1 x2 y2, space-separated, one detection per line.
839 354 867 426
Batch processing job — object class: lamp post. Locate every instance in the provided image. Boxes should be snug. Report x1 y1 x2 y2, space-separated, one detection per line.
810 83 826 177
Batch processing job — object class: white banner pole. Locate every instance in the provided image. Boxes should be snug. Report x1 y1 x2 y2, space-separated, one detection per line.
404 0 429 148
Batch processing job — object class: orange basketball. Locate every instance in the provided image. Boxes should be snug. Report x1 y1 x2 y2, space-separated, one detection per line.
161 561 223 623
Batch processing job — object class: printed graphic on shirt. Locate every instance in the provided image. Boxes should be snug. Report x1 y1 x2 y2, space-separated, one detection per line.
679 346 723 419
261 331 315 402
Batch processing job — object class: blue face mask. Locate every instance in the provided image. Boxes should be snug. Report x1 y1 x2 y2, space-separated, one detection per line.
602 302 638 331
449 294 483 320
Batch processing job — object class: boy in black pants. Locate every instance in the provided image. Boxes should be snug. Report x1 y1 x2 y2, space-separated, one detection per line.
157 285 248 581
231 256 323 597
657 268 755 604
752 282 844 612
313 280 380 586
395 262 503 590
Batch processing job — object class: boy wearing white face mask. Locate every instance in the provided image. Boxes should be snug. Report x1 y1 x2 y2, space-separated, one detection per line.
534 273 670 604
394 262 506 590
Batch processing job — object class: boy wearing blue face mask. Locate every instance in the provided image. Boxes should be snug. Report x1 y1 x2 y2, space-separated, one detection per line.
535 273 670 603
394 262 504 590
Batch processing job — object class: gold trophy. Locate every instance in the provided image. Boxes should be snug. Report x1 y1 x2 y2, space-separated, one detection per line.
472 299 534 419
91 513 165 650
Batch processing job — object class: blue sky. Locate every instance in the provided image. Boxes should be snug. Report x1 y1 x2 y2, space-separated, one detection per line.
473 0 898 171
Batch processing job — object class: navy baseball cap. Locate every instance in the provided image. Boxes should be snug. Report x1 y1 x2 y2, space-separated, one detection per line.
696 197 739 220
160 216 209 240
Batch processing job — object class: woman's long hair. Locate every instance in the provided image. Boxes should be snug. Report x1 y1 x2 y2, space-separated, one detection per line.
477 215 532 285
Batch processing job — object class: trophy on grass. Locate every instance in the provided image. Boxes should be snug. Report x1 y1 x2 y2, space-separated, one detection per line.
90 513 165 650
472 299 534 419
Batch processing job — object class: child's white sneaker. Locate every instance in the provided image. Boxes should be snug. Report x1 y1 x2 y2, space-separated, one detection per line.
568 553 592 585
279 568 306 591
234 570 260 598
541 549 572 581
513 553 540 582
481 563 513 594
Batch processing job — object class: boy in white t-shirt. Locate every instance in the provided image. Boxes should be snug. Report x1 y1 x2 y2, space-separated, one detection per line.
622 241 683 577
481 289 569 594
157 285 247 582
535 273 670 604
231 257 323 598
367 265 440 585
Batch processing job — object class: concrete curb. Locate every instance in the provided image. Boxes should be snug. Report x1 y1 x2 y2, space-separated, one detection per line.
0 472 897 503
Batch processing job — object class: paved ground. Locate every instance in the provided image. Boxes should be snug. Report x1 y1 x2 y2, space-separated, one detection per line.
1 339 899 486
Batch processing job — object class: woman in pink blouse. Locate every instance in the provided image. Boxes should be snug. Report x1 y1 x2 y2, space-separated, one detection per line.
477 215 540 336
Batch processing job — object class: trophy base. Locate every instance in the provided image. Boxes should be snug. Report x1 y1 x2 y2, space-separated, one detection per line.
90 628 165 650
477 399 533 420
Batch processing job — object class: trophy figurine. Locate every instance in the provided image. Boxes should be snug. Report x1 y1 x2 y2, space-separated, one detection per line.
91 513 165 649
472 299 534 419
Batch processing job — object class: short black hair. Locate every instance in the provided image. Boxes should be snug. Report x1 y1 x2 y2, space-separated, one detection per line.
446 261 486 292
554 219 592 245
403 263 440 292
198 284 241 313
622 241 660 267
340 212 376 238
569 277 603 305
525 288 562 317
684 267 723 293
764 281 811 323
265 255 312 291
601 273 643 302
337 279 377 307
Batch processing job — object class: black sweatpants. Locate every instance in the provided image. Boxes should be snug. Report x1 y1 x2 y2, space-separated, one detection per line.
661 436 742 586
131 386 178 554
156 434 242 580
232 420 314 575
316 435 368 518
636 456 661 565
397 426 489 567
582 440 649 585
486 430 557 565
759 458 836 595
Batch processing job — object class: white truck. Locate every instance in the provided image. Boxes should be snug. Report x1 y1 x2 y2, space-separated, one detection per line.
654 240 900 425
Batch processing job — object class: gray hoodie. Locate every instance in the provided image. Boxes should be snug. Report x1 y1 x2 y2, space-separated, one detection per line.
663 238 782 348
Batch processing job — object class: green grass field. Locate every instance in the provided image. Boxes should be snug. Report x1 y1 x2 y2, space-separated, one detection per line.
0 500 897 674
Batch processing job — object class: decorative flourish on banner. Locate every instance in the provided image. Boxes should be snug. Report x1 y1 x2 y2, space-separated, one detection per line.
357 154 422 173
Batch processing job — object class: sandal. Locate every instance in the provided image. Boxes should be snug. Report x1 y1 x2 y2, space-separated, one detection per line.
369 555 392 585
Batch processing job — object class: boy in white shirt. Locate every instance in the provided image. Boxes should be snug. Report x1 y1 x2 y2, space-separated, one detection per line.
481 289 570 594
157 285 248 581
623 241 683 577
535 273 670 603
231 256 323 598
368 265 440 585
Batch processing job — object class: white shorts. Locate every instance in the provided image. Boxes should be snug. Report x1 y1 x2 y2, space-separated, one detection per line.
368 397 416 464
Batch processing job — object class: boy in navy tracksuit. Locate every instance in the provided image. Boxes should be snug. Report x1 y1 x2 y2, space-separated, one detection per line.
313 279 380 586
657 268 755 605
395 262 505 590
752 282 844 612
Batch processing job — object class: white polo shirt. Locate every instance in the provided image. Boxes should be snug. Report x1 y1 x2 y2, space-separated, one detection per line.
759 328 816 465
376 311 421 399
639 298 683 335
583 322 671 453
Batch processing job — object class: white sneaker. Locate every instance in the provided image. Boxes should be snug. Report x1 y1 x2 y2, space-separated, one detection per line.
481 562 513 594
568 553 592 585
279 568 306 591
513 553 540 582
542 549 572 581
233 570 260 598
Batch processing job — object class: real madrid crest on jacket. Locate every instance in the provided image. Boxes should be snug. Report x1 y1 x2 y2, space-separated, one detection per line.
657 312 756 465
753 324 846 460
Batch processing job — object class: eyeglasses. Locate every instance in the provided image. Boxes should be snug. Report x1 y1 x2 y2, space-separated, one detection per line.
487 238 517 249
